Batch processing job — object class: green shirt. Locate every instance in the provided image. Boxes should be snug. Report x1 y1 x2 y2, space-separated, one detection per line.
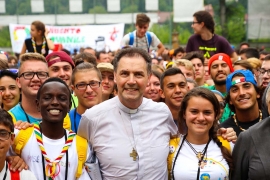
203 85 233 123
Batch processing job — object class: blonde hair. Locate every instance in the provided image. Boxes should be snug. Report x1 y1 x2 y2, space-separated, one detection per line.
247 58 261 69
19 53 47 74
173 59 194 71
152 64 164 73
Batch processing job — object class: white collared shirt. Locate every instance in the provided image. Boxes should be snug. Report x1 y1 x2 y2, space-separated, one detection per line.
78 97 178 180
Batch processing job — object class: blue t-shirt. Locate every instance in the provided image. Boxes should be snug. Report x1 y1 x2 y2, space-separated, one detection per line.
9 104 41 123
69 108 81 133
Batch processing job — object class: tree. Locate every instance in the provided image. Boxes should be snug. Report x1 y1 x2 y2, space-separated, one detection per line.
89 6 107 14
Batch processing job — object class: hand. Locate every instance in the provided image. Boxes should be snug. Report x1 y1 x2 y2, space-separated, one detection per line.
45 28 49 37
14 121 33 130
217 127 237 143
6 156 28 172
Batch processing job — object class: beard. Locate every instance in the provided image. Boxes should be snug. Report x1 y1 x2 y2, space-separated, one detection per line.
213 79 226 85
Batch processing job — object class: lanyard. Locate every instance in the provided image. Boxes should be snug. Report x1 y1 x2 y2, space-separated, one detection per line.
20 103 30 123
73 108 78 134
39 125 68 180
2 162 8 180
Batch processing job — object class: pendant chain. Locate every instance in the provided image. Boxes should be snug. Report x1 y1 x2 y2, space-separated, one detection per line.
233 110 262 131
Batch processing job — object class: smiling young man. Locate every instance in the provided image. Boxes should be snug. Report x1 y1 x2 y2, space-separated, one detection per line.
69 62 102 133
160 68 189 123
204 53 234 123
9 53 49 123
12 77 91 180
220 70 261 136
45 51 78 108
121 13 165 56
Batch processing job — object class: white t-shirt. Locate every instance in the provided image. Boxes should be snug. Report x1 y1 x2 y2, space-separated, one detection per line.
121 31 161 52
13 129 91 180
172 136 234 180
0 161 37 180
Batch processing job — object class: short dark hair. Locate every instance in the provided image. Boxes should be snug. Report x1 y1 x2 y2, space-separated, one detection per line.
173 47 185 57
239 48 259 59
160 67 185 90
74 52 97 66
259 51 269 56
226 73 260 113
113 48 152 75
0 70 18 80
183 51 205 65
136 13 150 26
37 77 71 102
0 109 14 132
193 11 215 34
239 42 250 48
96 51 107 60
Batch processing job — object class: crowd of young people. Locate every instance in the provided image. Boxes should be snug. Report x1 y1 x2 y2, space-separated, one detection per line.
0 10 269 180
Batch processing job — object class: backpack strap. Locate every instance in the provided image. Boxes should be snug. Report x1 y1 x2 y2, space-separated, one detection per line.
145 31 152 48
76 135 88 178
128 31 135 46
217 135 231 154
13 127 34 156
8 112 17 124
63 114 71 130
167 137 180 180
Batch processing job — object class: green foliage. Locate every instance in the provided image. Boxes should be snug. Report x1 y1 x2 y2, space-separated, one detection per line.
121 5 138 13
150 24 170 44
89 6 107 14
159 0 172 11
0 27 11 47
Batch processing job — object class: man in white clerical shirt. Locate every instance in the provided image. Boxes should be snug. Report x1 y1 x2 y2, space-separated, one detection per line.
78 48 178 179
78 48 237 179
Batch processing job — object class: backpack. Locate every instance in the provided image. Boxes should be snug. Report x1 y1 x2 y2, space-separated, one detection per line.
167 136 231 180
13 127 88 178
128 31 152 52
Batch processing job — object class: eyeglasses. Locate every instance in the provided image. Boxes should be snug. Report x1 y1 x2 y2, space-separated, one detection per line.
75 81 101 90
19 71 49 80
219 101 226 109
192 21 200 25
259 69 270 76
0 130 14 141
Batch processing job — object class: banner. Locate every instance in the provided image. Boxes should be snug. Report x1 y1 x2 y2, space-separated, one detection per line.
9 23 125 54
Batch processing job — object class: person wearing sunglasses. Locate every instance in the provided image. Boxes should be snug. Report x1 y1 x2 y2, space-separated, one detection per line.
211 90 226 122
0 109 36 179
185 10 238 62
0 69 20 111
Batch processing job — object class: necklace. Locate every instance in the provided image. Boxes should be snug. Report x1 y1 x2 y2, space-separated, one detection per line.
20 103 31 123
233 110 262 131
2 161 8 180
119 109 142 161
34 123 75 179
185 139 207 161
32 37 46 55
